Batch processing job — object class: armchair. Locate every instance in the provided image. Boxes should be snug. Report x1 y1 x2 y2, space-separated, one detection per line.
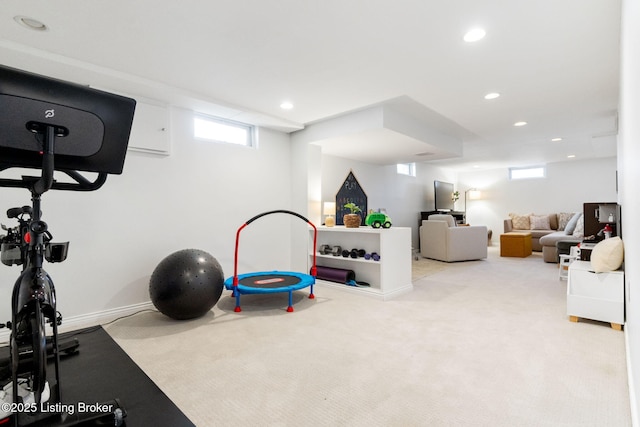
420 215 488 262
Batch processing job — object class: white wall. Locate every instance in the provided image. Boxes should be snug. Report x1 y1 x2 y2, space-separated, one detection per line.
458 157 618 241
619 0 640 422
0 106 294 323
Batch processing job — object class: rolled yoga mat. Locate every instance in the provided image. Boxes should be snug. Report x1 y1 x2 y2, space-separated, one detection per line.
314 266 356 284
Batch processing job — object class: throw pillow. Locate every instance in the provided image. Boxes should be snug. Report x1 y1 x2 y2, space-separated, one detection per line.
590 237 624 273
565 212 582 235
530 214 551 230
510 213 531 230
557 212 576 231
572 214 584 239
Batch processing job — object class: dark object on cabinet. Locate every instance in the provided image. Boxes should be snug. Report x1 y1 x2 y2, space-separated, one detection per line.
583 202 618 242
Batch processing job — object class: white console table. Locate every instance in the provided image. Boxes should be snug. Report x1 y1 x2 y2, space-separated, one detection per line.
567 260 624 330
309 226 412 300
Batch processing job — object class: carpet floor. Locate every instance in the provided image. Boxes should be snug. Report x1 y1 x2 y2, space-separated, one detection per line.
105 247 631 426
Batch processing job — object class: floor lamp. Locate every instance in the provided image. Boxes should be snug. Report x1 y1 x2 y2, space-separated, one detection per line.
464 189 481 221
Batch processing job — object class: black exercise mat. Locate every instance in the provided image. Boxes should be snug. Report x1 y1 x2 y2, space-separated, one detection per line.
1 326 195 426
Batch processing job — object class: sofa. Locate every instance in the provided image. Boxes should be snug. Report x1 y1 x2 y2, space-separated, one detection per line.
420 214 488 262
503 212 583 262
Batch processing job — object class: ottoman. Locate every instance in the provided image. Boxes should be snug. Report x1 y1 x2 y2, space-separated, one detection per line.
500 232 532 257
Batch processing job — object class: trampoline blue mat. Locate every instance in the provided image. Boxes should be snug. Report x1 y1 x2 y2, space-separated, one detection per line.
224 270 315 294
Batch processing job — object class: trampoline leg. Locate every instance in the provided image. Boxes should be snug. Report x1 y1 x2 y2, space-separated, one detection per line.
287 291 294 312
234 292 242 313
309 283 315 299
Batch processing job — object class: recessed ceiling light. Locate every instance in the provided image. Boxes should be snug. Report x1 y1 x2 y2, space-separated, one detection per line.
280 101 293 110
14 15 48 31
464 28 486 43
551 137 563 142
567 154 576 158
513 121 527 127
484 92 500 100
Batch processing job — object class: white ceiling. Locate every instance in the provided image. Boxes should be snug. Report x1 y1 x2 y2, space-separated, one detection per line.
0 0 621 171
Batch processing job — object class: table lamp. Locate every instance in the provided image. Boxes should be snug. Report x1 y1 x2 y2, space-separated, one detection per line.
324 202 336 227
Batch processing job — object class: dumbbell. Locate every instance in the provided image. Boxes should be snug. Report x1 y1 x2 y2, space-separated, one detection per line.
348 249 366 258
364 252 380 261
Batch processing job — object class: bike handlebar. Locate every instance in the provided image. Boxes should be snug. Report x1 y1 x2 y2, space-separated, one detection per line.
0 170 109 192
0 124 109 193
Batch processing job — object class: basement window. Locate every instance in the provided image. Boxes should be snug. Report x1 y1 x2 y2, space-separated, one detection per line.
397 162 416 177
194 114 254 147
509 166 546 180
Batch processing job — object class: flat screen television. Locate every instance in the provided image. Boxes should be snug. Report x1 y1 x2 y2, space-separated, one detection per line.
0 65 136 175
434 180 455 211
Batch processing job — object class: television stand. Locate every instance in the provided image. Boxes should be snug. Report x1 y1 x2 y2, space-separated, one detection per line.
420 210 466 227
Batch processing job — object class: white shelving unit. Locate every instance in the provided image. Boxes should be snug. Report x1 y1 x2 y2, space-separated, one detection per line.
309 226 412 300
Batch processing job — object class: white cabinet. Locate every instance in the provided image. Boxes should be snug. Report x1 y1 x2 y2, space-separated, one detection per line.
309 226 412 300
128 101 171 155
567 260 624 330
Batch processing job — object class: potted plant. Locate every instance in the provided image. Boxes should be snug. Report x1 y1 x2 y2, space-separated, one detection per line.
343 202 362 228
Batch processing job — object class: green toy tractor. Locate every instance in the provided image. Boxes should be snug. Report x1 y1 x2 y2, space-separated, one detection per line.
365 211 392 229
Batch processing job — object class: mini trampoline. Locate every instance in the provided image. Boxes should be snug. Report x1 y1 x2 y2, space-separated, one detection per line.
224 210 317 312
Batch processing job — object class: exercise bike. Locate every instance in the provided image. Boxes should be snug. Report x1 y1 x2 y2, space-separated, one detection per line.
0 200 72 409
0 65 136 426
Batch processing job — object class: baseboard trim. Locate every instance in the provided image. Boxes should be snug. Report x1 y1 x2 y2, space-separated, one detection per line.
0 301 155 343
59 301 156 333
